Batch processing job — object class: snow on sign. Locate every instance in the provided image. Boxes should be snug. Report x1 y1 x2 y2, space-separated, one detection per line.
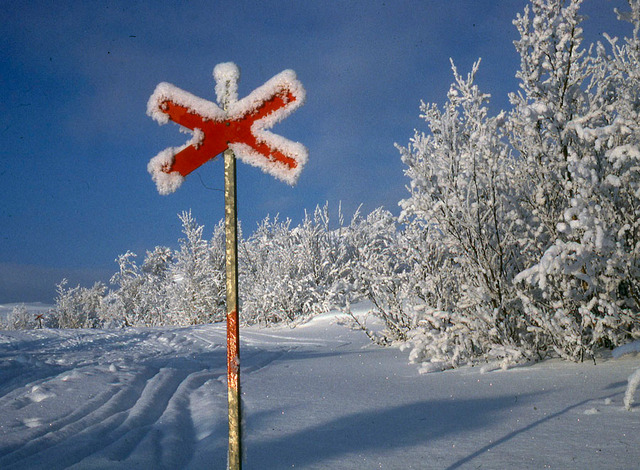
147 62 307 194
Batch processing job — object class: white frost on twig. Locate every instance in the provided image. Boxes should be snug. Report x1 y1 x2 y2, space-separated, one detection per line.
147 148 185 195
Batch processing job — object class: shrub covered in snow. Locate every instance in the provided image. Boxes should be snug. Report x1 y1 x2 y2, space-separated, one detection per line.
45 204 382 328
397 59 532 370
50 280 106 329
2 304 36 330
510 0 640 362
343 207 413 343
399 0 640 370
240 203 355 325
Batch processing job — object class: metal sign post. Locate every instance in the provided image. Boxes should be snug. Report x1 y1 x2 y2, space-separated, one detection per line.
224 147 241 469
146 62 307 470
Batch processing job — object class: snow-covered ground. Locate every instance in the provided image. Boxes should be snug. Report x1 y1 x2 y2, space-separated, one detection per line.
1 308 639 469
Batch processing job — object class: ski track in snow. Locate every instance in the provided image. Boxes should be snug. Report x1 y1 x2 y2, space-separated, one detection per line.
1 312 639 469
0 323 305 470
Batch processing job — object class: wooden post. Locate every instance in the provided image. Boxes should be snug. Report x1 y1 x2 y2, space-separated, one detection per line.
224 147 242 469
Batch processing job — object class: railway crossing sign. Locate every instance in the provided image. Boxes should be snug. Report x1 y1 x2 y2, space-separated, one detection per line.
146 63 307 470
147 62 307 194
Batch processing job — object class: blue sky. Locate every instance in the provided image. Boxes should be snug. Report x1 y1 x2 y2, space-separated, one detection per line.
0 0 631 303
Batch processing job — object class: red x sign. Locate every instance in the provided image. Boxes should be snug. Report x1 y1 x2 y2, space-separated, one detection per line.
147 63 307 194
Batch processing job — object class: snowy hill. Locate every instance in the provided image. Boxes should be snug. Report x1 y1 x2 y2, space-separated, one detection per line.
1 310 639 469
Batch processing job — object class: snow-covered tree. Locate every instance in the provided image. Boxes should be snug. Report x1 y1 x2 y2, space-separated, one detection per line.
106 251 145 326
104 246 175 327
51 280 106 329
294 203 351 310
342 207 412 343
169 211 226 325
240 214 316 324
513 0 640 360
240 203 353 325
4 304 36 330
399 0 640 368
398 59 531 368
